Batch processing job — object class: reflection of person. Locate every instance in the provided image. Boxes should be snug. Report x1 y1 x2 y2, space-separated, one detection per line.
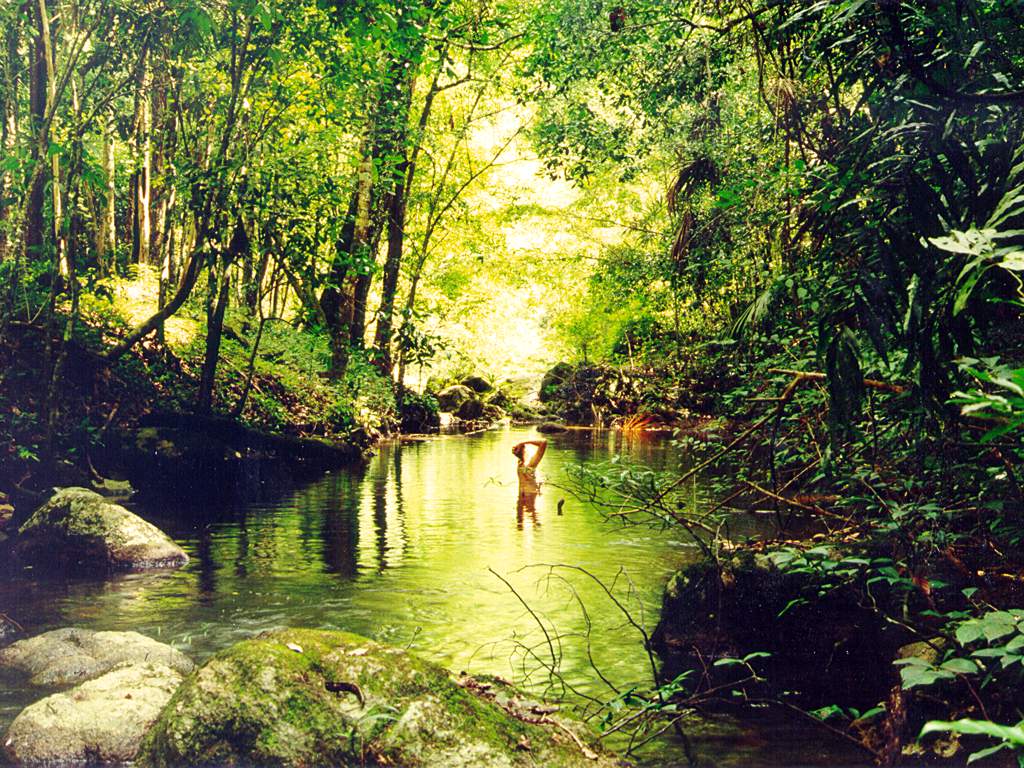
513 439 546 529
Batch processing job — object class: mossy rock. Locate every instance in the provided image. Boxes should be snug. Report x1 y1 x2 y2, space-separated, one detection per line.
539 363 573 403
436 385 474 413
141 628 620 768
12 487 188 573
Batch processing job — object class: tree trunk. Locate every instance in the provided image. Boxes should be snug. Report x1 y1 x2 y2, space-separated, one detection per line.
0 21 20 262
373 165 408 375
130 50 151 265
196 217 249 412
96 110 116 272
196 261 230 414
22 0 47 265
320 147 374 378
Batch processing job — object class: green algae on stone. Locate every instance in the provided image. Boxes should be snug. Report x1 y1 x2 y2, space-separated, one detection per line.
141 628 622 768
13 487 188 572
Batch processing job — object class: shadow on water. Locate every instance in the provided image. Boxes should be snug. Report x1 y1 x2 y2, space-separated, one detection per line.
0 426 869 767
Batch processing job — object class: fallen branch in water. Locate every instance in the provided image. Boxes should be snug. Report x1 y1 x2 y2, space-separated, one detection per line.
0 613 24 632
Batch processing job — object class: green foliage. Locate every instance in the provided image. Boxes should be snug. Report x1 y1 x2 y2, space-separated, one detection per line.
954 359 1024 442
921 719 1024 766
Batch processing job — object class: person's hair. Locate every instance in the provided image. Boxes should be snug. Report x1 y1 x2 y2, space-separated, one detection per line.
512 444 525 460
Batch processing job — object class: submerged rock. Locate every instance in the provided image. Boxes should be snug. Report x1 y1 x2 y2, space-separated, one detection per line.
537 422 569 434
0 628 194 688
436 384 474 412
11 487 188 573
141 628 618 768
3 662 184 765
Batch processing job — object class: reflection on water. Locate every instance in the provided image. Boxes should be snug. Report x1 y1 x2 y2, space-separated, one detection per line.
0 426 865 766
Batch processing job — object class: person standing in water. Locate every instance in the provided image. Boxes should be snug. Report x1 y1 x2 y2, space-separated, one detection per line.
513 439 547 528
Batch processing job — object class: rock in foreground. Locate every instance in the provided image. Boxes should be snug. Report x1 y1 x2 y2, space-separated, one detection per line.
142 628 619 768
12 487 188 573
0 628 195 688
3 663 184 765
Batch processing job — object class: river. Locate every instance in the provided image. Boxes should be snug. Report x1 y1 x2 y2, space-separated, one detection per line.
0 426 867 766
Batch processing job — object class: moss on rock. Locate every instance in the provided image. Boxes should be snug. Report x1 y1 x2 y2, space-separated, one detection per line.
141 628 620 768
12 488 187 573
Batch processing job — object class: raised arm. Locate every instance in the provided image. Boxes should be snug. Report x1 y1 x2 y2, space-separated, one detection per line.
525 439 547 469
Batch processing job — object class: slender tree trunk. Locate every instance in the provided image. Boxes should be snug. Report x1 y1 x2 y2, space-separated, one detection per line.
22 0 47 266
96 110 116 272
196 260 230 413
370 70 419 375
130 49 151 265
156 187 177 345
0 22 20 262
197 217 249 412
35 0 65 278
149 72 170 263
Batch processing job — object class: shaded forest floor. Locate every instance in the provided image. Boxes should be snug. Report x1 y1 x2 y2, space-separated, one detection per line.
0 269 399 507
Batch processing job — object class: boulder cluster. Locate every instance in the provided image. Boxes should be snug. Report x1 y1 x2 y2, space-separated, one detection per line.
1 628 616 767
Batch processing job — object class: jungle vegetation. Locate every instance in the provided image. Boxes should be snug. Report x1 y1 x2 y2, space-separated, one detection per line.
1 0 1023 763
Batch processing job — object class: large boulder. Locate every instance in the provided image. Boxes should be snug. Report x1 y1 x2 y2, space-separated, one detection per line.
539 362 573 403
141 628 617 768
456 398 486 421
11 488 188 573
481 403 506 423
3 662 184 765
460 375 494 394
0 628 194 688
436 385 474 413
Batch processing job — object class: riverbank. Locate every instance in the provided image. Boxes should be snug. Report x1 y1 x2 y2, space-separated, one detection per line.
538 352 1024 764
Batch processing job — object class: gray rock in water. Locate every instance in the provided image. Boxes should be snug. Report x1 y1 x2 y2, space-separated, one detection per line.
141 628 618 768
436 384 474 412
0 628 194 688
3 662 184 765
12 487 188 572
